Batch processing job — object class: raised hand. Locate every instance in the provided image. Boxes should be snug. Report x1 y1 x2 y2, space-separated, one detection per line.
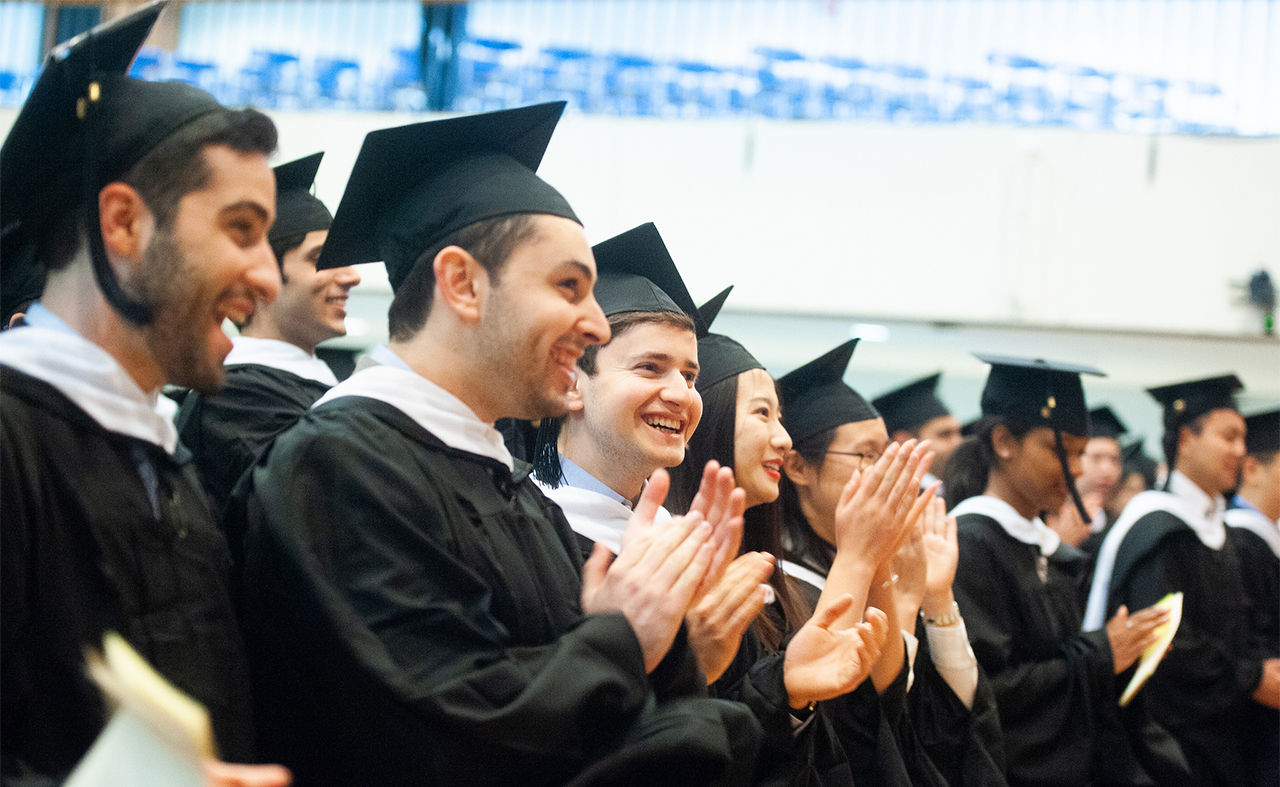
892 519 928 626
1106 604 1171 674
920 497 960 618
204 761 291 787
682 460 747 600
686 551 776 683
832 440 936 571
582 469 716 672
782 597 890 709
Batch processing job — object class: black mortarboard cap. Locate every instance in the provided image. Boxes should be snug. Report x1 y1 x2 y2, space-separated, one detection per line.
1244 409 1280 456
872 373 950 435
1 0 228 320
975 353 1105 437
695 334 763 392
696 287 733 338
1088 406 1128 440
591 223 699 326
960 417 979 438
316 102 578 291
1121 439 1159 487
779 340 879 445
270 152 332 245
1146 374 1242 434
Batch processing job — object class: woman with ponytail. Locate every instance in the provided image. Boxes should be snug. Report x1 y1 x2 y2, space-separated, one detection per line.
947 355 1191 787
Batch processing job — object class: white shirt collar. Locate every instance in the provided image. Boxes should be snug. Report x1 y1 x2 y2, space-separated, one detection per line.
224 335 337 386
1226 502 1280 560
1083 470 1227 631
949 494 1062 556
314 364 514 470
537 456 671 554
0 303 179 454
364 343 413 372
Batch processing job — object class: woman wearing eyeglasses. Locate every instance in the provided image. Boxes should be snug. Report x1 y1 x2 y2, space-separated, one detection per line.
777 342 1006 787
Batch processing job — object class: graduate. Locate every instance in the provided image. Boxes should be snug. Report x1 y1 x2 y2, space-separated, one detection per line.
872 373 964 493
667 327 931 787
1075 406 1128 551
230 104 764 787
177 152 360 523
1225 408 1280 787
1112 439 1160 516
779 343 1005 787
1086 375 1280 786
0 4 288 784
947 356 1190 787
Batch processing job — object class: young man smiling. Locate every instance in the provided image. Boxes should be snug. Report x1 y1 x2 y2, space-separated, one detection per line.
177 152 361 521
0 4 287 784
1087 375 1280 786
232 108 761 786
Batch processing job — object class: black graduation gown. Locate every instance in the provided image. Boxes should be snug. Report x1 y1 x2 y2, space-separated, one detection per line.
954 513 1188 787
1226 523 1280 787
1102 511 1262 786
176 363 331 522
0 368 254 781
789 553 1008 787
231 396 762 787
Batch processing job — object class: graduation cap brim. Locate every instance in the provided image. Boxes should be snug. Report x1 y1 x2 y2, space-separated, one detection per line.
316 102 578 290
1243 408 1280 455
591 223 699 324
871 373 949 435
778 340 879 445
975 353 1105 436
696 287 733 338
270 152 332 244
1088 405 1128 440
1146 374 1243 431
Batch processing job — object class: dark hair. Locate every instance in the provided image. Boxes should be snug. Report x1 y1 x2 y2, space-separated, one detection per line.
942 415 1035 509
387 213 539 342
41 107 278 275
270 232 308 274
532 309 698 487
668 372 810 652
1162 411 1210 469
779 426 840 573
577 310 696 375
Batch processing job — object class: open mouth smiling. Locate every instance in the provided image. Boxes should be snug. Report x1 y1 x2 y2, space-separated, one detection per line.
642 415 684 435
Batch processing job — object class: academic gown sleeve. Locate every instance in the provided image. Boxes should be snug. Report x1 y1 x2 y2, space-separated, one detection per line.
1227 527 1280 787
235 403 760 787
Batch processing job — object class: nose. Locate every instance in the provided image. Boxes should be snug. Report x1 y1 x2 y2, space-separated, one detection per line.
578 293 610 347
772 420 793 451
246 239 282 303
335 265 361 289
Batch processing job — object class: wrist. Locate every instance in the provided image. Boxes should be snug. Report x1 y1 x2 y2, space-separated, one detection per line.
921 589 956 620
922 600 961 627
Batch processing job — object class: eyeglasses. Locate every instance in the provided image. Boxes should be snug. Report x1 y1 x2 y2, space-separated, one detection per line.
824 451 882 469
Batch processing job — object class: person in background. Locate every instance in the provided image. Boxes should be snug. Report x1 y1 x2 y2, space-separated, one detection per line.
1111 439 1159 516
1087 373 1275 786
0 4 288 785
177 152 360 524
780 342 1005 787
872 372 963 493
1223 408 1279 787
231 104 762 787
947 355 1190 787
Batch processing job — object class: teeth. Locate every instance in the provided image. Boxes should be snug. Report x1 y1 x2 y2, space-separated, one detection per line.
643 416 681 433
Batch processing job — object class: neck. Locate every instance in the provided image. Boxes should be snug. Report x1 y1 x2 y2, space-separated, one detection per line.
242 309 318 355
558 426 650 500
1239 486 1280 521
985 471 1039 520
1175 463 1221 500
40 262 164 393
797 491 837 546
391 321 500 424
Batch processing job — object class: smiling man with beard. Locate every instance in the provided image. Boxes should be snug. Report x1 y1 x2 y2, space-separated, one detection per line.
0 4 289 785
177 152 361 524
231 104 762 787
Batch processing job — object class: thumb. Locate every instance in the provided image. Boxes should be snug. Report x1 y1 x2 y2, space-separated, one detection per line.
1112 605 1129 624
863 606 890 646
580 542 613 605
811 593 856 629
623 469 669 551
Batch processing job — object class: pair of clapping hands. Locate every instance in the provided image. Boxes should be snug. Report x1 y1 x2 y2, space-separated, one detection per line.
582 440 938 712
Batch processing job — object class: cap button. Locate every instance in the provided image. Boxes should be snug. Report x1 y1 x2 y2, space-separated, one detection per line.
1173 399 1186 412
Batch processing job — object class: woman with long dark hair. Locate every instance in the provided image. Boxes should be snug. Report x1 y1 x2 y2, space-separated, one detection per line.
667 330 927 786
943 355 1191 787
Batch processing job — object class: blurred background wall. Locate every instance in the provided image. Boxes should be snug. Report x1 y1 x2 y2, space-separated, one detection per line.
2 0 1277 450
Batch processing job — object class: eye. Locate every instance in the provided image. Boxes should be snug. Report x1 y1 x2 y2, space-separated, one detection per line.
558 278 583 300
683 371 698 385
636 362 659 374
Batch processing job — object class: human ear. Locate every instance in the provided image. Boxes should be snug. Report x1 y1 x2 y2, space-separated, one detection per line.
564 371 585 412
782 449 814 487
433 246 483 323
990 424 1018 461
98 182 151 273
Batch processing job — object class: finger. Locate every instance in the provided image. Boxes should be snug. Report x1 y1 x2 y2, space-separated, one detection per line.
652 517 713 588
702 552 772 611
686 460 721 519
667 535 717 610
721 583 770 639
858 441 902 500
863 606 890 647
703 465 734 529
623 468 671 553
887 440 927 510
874 440 915 502
630 510 704 577
1111 605 1130 624
838 467 864 511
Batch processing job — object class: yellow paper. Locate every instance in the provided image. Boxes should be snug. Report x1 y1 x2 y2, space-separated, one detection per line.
1119 592 1183 707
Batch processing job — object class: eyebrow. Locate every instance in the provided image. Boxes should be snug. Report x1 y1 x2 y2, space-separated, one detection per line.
631 351 699 371
221 201 271 222
556 260 596 283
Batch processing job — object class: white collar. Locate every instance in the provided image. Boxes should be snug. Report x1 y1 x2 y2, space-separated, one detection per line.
537 460 671 554
224 335 337 386
949 495 1061 556
364 343 413 372
1083 471 1227 630
1226 505 1280 560
315 364 513 470
0 303 178 453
